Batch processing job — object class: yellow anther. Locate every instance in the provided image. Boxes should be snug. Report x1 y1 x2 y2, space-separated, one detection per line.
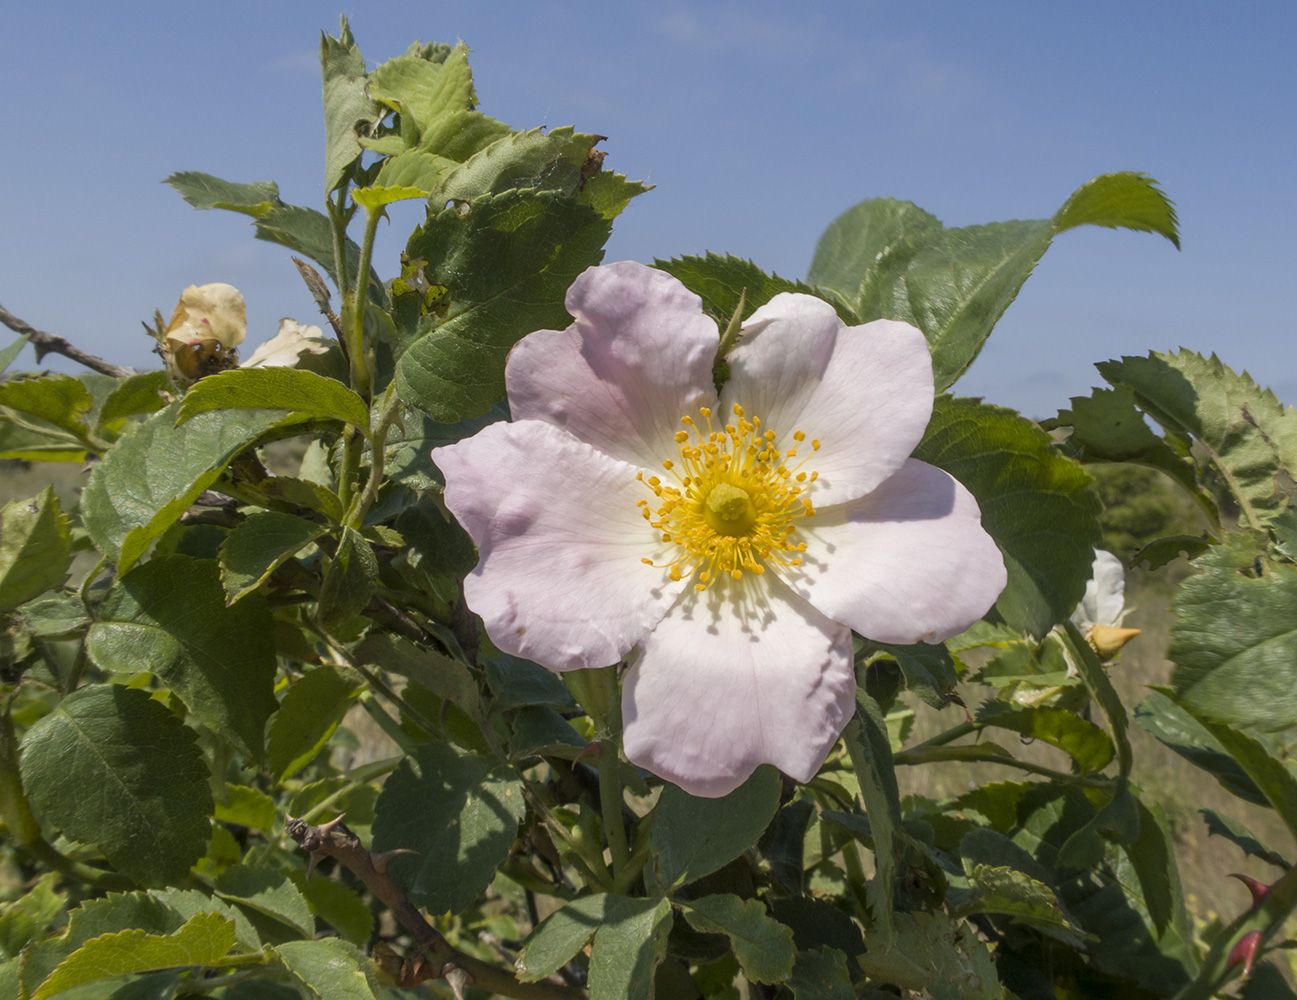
794 430 806 442
812 439 821 450
733 404 744 417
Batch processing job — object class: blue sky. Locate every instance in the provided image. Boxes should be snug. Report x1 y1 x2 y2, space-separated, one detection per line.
2 1 1294 417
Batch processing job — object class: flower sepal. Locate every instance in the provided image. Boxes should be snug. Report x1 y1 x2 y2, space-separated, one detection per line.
563 664 621 733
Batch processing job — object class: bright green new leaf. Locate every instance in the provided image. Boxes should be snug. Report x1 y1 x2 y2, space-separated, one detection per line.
177 367 371 432
351 183 427 209
219 511 327 604
417 109 514 161
1097 350 1297 531
809 173 1178 390
165 171 283 218
682 894 796 984
0 334 28 374
651 765 782 890
914 396 1101 637
18 685 213 886
80 402 288 572
0 422 85 461
277 938 376 1000
371 148 457 194
152 888 261 952
430 125 603 204
369 42 475 132
0 487 71 612
32 911 235 1000
86 555 278 761
587 897 673 1000
214 865 314 938
267 664 366 779
317 526 379 628
579 170 652 221
372 740 525 914
516 893 610 982
395 189 612 422
977 702 1115 774
1169 541 1297 731
213 784 277 832
321 17 381 193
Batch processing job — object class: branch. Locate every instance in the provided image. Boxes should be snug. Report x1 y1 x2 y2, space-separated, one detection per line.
285 815 586 1000
0 303 136 378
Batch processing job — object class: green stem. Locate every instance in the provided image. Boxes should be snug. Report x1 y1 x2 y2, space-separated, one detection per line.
336 426 364 513
298 756 402 824
524 784 614 893
598 724 632 895
347 207 383 403
327 187 351 303
358 692 420 757
892 746 1112 788
343 386 401 530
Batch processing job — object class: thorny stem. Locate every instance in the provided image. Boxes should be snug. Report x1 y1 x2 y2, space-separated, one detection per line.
286 815 586 1000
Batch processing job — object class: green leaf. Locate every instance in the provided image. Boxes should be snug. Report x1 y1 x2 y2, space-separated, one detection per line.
0 334 29 374
294 873 374 946
430 126 602 204
417 110 514 161
1134 690 1266 804
579 171 652 221
856 911 1001 999
320 17 381 193
789 946 854 1000
0 873 63 959
372 740 525 914
177 368 370 432
1168 547 1297 731
516 893 610 982
1060 621 1132 777
682 895 795 984
1053 171 1180 247
650 765 782 890
957 863 1085 946
267 664 366 779
165 172 283 218
1046 384 1216 528
86 555 278 761
976 702 1115 773
254 205 369 300
213 785 277 832
1097 350 1297 531
276 938 375 1000
866 640 958 709
219 511 327 604
213 865 313 938
1200 808 1290 870
1195 715 1297 845
369 42 475 132
80 402 287 572
0 373 93 439
394 189 612 423
587 897 673 1000
18 685 213 886
32 911 235 1000
152 888 261 952
97 371 171 431
0 487 71 612
1123 799 1180 937
350 183 427 209
656 253 852 328
355 633 481 723
317 526 379 628
914 396 1101 637
808 174 1178 390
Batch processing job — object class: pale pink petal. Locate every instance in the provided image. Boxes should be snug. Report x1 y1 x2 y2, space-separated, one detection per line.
723 295 933 505
622 574 856 797
506 261 719 470
433 420 685 671
785 459 1006 643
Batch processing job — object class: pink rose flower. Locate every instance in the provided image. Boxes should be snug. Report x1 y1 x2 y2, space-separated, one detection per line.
433 261 1006 796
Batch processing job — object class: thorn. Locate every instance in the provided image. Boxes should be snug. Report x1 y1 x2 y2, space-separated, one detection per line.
1230 873 1271 908
1227 930 1263 978
573 741 601 766
306 851 322 880
372 848 418 875
444 962 472 1000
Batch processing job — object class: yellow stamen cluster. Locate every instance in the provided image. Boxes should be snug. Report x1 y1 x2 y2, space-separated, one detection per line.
637 403 820 591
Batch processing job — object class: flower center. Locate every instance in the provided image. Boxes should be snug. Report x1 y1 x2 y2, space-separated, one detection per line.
637 403 820 590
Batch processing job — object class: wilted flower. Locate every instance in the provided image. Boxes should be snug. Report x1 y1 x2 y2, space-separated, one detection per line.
1069 550 1140 660
241 318 334 369
164 283 246 350
433 261 1006 796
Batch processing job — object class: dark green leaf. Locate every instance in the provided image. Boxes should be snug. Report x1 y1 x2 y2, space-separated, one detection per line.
317 527 378 628
18 685 212 885
867 640 958 709
650 765 782 890
1060 622 1132 777
956 864 1085 946
976 702 1114 773
1123 799 1181 937
1096 350 1297 531
1169 546 1297 731
856 911 1001 998
218 511 327 604
484 653 577 712
1135 690 1266 804
516 893 609 982
587 897 672 1000
809 174 1179 390
1200 808 1290 870
656 253 853 328
253 205 368 299
268 665 365 779
788 946 854 1000
0 487 71 612
372 740 525 914
294 873 373 946
80 402 287 571
394 189 611 423
355 633 481 723
177 368 370 432
165 172 283 218
682 895 795 984
1196 715 1297 845
843 691 902 933
915 396 1100 636
86 556 277 761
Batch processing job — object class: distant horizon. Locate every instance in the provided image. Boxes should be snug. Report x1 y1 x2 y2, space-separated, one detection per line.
3 1 1294 420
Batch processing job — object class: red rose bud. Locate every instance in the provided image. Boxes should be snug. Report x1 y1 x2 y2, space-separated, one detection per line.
1227 930 1262 978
